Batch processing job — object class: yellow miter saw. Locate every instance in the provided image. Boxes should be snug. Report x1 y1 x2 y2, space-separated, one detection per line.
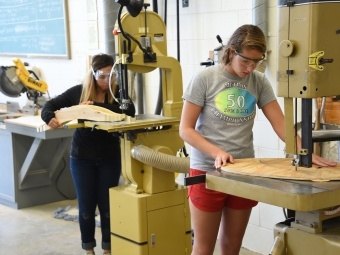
0 58 49 112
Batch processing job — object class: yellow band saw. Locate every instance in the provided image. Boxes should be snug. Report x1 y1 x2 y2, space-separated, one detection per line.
63 1 192 254
190 1 340 254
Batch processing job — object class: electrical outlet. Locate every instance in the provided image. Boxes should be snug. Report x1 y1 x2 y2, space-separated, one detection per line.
182 0 188 8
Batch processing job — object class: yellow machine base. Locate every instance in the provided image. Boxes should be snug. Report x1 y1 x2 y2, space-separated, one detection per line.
109 186 192 255
273 219 340 255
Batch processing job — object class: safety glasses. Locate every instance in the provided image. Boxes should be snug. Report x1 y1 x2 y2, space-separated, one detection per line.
234 50 265 68
91 67 115 82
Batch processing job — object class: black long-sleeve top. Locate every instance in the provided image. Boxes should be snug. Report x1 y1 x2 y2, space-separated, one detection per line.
41 84 135 160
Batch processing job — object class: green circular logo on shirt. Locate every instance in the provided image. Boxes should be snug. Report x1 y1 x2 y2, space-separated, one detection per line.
215 88 256 117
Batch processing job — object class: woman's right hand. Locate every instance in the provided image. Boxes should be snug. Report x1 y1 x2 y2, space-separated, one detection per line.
48 117 62 129
214 151 234 169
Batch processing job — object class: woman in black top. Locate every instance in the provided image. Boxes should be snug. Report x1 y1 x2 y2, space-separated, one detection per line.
41 54 135 255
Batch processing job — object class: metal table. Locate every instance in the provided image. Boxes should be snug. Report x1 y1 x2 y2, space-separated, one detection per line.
206 170 340 211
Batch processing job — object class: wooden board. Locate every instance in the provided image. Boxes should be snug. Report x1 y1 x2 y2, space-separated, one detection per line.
221 158 340 182
0 113 24 121
4 115 48 132
4 105 125 132
55 105 125 124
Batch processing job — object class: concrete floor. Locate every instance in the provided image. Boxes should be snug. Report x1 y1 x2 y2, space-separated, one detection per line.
0 200 261 255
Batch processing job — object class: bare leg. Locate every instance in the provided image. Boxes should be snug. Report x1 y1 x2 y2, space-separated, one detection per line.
219 207 252 255
190 199 223 255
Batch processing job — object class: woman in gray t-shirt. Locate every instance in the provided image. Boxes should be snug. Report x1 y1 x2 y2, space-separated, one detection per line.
180 24 336 255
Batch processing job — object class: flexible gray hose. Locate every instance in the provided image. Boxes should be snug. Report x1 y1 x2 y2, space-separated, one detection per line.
131 144 190 173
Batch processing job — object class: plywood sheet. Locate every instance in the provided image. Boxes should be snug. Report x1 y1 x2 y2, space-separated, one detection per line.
221 158 340 181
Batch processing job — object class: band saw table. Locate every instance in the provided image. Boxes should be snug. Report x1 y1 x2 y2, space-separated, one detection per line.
202 158 340 255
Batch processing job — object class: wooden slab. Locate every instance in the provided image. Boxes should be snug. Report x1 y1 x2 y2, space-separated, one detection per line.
4 115 76 132
221 158 340 182
0 113 25 121
4 115 48 132
55 105 125 124
4 105 126 132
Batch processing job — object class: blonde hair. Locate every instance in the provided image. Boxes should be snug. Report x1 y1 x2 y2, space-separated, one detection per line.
222 24 266 65
80 54 117 104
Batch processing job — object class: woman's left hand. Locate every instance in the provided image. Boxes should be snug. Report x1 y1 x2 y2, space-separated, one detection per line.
312 154 337 167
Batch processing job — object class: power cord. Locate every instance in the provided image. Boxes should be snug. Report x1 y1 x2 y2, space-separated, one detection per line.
55 138 77 200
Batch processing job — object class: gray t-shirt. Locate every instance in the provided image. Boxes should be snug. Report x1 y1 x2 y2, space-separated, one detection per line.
183 64 277 171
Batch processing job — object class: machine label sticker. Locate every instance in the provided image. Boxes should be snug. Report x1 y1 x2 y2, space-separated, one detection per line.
154 34 164 42
212 85 256 125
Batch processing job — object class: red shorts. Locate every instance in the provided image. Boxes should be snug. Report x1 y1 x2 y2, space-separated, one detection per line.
188 169 258 212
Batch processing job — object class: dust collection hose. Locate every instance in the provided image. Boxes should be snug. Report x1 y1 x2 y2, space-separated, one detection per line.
131 144 190 173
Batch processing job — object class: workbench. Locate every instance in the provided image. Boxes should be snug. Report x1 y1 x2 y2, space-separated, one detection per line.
0 121 76 209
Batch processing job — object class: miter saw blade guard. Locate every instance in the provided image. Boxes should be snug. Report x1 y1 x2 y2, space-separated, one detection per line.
0 66 26 97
